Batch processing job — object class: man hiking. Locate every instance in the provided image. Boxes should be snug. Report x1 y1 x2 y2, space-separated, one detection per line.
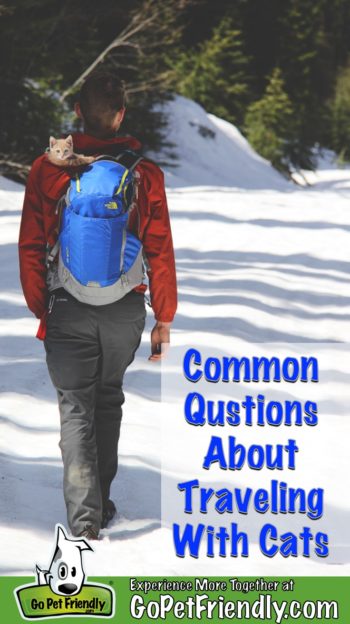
18 72 177 540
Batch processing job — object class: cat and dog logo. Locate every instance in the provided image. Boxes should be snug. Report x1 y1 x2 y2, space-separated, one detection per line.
15 525 115 619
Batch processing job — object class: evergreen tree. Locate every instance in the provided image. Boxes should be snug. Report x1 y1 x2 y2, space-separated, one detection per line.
276 0 331 168
244 68 295 174
329 61 350 161
4 0 350 177
0 0 182 175
174 16 251 125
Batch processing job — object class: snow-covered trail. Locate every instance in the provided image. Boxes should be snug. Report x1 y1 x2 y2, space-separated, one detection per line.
171 185 350 347
164 178 350 577
1 96 350 576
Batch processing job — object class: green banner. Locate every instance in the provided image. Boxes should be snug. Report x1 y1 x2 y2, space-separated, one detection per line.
1 576 349 623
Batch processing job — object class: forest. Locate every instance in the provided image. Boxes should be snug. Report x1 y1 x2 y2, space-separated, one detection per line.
1 0 350 179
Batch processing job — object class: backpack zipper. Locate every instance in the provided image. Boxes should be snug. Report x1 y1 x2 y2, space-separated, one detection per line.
115 168 129 196
120 226 128 286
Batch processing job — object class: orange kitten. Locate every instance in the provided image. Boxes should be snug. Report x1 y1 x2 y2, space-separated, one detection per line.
47 135 95 166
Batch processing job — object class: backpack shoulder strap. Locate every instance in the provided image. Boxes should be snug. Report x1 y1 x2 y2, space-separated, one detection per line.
94 150 143 172
115 149 143 172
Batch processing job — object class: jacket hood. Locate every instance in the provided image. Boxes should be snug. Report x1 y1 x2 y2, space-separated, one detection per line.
70 133 142 155
36 133 142 201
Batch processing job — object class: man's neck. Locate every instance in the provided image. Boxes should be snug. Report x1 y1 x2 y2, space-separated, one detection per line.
83 126 118 140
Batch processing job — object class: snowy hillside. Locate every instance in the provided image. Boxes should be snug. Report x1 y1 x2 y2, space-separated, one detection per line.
154 95 288 190
1 95 350 577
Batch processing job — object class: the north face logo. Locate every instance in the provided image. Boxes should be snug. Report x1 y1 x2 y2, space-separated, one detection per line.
105 201 118 210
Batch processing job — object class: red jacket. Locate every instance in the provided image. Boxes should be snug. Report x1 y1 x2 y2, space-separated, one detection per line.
18 133 177 337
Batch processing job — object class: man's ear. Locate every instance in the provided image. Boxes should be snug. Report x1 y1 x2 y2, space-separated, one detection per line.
119 107 126 124
74 102 83 119
113 107 126 129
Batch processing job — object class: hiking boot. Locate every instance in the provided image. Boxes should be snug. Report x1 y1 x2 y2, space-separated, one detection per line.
78 525 99 541
101 500 116 529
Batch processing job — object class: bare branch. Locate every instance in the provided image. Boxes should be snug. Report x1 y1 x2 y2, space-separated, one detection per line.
0 158 31 182
59 3 160 102
109 59 140 72
126 72 173 94
0 4 14 16
0 159 30 172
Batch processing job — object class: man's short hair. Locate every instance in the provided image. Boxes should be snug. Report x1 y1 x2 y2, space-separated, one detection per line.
78 71 126 133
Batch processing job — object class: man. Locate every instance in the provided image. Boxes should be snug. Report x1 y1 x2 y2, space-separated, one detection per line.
18 72 177 540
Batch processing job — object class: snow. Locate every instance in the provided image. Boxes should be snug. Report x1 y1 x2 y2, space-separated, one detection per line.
1 95 350 577
156 95 288 190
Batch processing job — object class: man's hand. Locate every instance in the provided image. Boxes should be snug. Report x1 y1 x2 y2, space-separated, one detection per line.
149 321 171 361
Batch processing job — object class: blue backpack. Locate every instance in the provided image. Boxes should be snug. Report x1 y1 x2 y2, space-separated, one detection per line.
48 151 145 305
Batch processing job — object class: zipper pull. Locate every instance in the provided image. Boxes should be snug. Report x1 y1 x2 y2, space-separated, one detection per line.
145 294 152 308
48 294 55 314
121 271 129 287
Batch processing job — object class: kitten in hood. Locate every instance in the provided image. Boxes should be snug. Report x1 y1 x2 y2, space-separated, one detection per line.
47 135 95 167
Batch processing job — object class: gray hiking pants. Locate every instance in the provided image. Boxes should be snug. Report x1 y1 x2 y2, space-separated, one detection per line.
44 288 146 535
